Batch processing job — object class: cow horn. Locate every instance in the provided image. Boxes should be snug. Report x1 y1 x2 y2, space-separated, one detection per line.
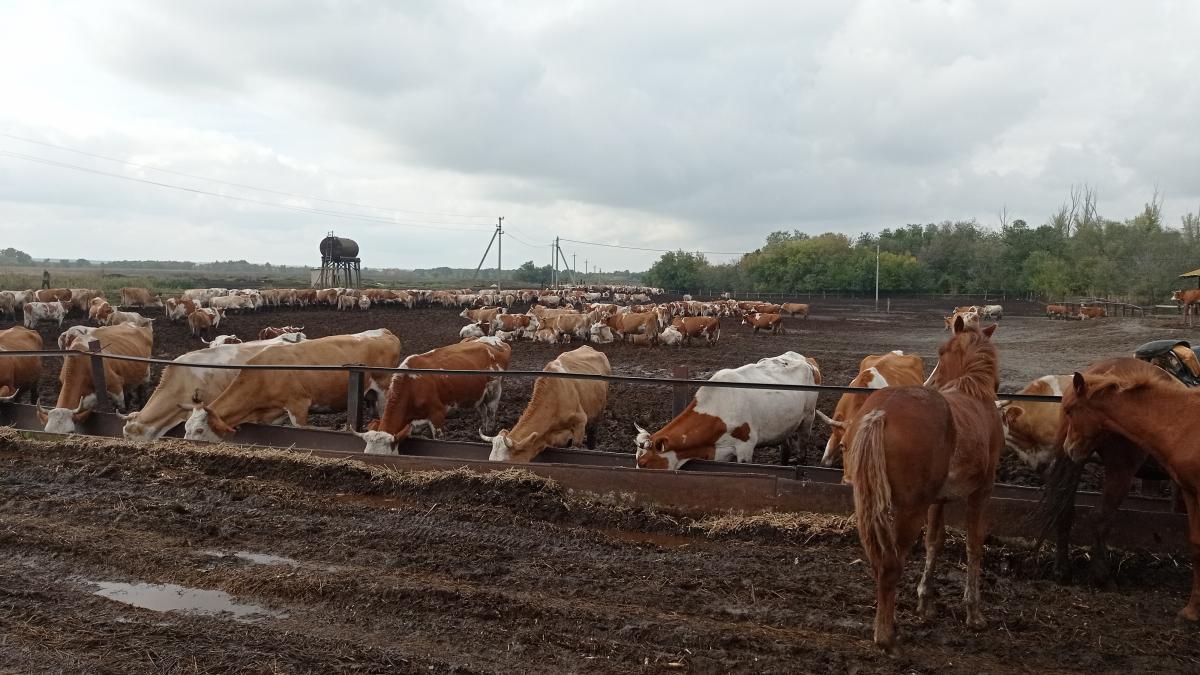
0 389 20 403
71 397 88 414
115 410 137 421
815 410 847 429
37 402 49 415
478 429 496 442
633 422 649 435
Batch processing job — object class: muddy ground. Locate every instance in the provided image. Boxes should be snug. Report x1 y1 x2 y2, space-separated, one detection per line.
4 295 1196 476
1 432 1197 674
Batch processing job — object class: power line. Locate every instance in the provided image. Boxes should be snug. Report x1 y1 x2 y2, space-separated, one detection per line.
503 231 542 249
558 237 747 256
0 132 495 222
0 149 494 233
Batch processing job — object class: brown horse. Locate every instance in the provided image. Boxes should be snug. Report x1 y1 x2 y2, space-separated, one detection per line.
842 317 1003 652
1061 357 1200 620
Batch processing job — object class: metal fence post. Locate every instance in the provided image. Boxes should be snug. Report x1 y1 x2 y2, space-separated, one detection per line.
671 365 690 417
346 366 365 432
87 340 112 414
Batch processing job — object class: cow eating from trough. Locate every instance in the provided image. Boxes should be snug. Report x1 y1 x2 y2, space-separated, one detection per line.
481 346 610 463
354 337 511 455
183 329 401 442
0 326 43 405
634 352 820 469
37 323 153 434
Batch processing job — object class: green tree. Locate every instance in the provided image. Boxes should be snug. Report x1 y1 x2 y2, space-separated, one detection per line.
643 250 710 290
0 248 33 265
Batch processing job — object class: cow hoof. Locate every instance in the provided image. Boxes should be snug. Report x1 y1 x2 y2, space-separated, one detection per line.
1177 606 1200 623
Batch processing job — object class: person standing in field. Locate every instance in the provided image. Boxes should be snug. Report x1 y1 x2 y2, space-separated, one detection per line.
41 269 50 289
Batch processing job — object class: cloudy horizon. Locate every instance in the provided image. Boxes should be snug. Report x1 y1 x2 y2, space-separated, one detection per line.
2 0 1198 272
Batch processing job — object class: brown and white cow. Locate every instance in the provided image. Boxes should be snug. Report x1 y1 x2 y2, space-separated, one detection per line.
781 303 810 318
816 351 925 465
635 352 820 469
354 336 511 454
35 288 72 303
258 325 305 341
89 298 115 325
120 287 162 308
671 316 720 346
68 289 102 315
1045 304 1069 319
461 306 504 323
164 297 198 322
187 308 223 337
998 375 1070 471
57 325 97 350
107 310 155 329
606 312 659 341
493 313 533 334
481 346 609 462
22 301 68 329
37 323 153 433
201 335 243 347
0 326 42 404
944 309 980 330
548 313 593 343
1080 306 1106 319
184 329 402 441
123 334 305 441
742 312 782 334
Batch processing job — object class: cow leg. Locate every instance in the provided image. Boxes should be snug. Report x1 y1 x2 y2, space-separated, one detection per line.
284 399 312 427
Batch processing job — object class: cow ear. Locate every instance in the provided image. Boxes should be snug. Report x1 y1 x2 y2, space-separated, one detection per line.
1072 372 1087 396
982 324 997 338
1003 406 1024 423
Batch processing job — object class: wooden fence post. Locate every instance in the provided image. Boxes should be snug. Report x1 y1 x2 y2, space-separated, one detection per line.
671 364 690 418
87 340 111 414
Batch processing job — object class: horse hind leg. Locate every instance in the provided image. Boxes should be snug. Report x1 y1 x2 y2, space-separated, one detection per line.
917 502 946 619
963 489 991 629
873 505 926 652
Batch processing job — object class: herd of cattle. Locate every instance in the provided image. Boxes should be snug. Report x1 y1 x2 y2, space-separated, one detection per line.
9 283 1200 648
457 298 810 346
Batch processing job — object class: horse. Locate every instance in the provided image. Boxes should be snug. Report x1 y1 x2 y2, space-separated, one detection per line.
841 315 1002 652
1061 357 1200 620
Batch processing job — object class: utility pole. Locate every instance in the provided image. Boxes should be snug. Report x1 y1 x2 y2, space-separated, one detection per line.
496 216 504 296
874 243 880 312
572 253 577 283
553 237 560 289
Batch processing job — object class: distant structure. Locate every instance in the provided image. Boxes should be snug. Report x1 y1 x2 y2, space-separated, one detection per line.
312 231 361 288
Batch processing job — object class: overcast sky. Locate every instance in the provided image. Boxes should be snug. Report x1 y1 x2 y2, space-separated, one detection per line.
2 1 1198 272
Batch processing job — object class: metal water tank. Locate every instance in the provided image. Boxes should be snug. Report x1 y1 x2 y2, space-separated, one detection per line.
320 236 359 260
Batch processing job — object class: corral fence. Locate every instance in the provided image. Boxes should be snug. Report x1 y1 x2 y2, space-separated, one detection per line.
2 343 1191 553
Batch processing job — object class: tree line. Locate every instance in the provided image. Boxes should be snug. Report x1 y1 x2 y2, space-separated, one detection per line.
643 191 1200 304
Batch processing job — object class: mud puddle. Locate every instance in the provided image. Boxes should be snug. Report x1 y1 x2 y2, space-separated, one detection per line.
86 580 287 621
599 528 712 549
201 549 347 572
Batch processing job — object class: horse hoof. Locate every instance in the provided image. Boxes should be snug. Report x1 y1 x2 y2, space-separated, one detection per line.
1177 607 1200 623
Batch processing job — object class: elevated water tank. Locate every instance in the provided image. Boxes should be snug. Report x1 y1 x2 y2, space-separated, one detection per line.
320 236 359 260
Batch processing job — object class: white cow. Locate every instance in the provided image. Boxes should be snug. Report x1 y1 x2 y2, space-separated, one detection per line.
658 325 684 346
634 352 821 469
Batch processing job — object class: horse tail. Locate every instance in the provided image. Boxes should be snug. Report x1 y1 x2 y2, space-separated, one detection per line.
848 408 894 567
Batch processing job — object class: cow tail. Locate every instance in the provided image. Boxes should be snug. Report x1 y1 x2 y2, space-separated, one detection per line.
847 409 894 570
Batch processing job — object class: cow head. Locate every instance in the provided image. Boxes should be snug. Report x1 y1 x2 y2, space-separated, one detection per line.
183 406 235 441
816 409 849 466
38 396 92 434
353 429 401 455
633 422 685 470
480 429 541 463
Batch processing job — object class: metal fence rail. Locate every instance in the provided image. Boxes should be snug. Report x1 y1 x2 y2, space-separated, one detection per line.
0 347 1065 403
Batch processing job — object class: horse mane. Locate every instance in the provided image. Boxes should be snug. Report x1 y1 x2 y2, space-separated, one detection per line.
936 330 999 401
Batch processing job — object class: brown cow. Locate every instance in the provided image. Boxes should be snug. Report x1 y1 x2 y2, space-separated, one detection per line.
606 312 659 341
1080 306 1106 319
37 323 152 433
781 302 810 318
481 346 610 462
742 312 782 334
461 306 504 323
671 316 721 346
1045 304 1069 319
120 287 162 308
354 336 511 454
817 351 924 465
184 329 402 441
493 313 532 333
35 288 72 303
0 326 43 404
89 298 115 325
188 309 214 337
